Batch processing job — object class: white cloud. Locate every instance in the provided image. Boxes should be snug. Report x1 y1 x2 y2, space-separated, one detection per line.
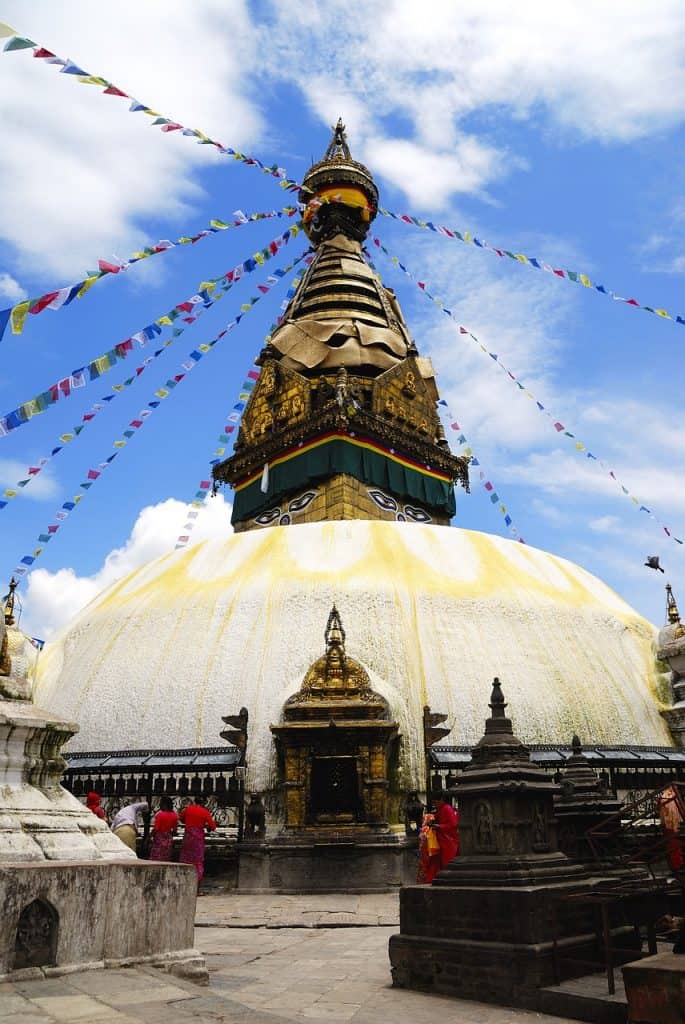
0 458 58 500
0 272 26 302
262 0 685 206
0 0 262 276
21 494 233 639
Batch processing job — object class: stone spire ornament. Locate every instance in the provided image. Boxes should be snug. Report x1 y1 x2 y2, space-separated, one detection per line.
658 582 685 745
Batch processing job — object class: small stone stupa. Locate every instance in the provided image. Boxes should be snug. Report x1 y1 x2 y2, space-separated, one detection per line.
658 584 685 745
389 679 618 1010
0 580 204 981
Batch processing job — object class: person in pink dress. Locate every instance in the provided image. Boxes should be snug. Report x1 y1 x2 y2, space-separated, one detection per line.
149 796 179 862
179 795 217 886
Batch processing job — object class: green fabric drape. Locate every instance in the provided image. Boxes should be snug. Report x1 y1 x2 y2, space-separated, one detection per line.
232 438 456 522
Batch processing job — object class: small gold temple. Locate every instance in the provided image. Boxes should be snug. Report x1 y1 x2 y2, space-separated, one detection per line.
271 607 398 829
213 120 469 531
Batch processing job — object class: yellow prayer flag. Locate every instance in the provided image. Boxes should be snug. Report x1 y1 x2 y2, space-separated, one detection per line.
156 316 173 326
198 281 216 293
33 548 42 558
155 389 169 399
10 300 30 335
112 385 125 393
132 252 148 260
73 494 83 503
240 303 251 313
198 344 211 353
59 434 74 443
3 490 17 498
143 109 160 117
655 309 671 319
515 254 528 264
77 276 98 299
215 448 226 456
579 274 593 288
113 440 127 448
210 220 230 229
575 442 586 451
463 232 472 243
0 23 17 37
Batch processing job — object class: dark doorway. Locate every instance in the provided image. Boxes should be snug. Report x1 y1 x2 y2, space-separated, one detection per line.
310 756 360 821
12 899 58 970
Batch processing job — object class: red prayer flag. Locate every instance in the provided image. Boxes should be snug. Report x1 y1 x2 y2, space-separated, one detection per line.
48 525 59 533
98 259 121 273
103 85 128 97
87 469 100 480
200 480 211 489
161 123 183 132
33 48 56 59
29 292 59 315
553 422 564 431
553 269 565 278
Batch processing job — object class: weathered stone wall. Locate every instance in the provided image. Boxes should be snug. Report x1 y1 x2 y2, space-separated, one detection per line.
0 860 199 979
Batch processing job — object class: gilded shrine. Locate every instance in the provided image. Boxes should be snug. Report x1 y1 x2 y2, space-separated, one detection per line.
271 606 398 830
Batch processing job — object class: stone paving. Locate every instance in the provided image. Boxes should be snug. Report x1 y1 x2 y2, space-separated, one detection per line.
0 893 579 1023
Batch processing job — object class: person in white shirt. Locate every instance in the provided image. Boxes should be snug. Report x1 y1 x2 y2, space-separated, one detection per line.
111 800 149 854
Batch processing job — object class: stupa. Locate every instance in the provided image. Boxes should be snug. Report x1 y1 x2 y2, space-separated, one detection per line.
32 123 678 882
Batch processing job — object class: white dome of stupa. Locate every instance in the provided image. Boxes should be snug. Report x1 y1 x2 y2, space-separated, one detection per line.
33 521 672 793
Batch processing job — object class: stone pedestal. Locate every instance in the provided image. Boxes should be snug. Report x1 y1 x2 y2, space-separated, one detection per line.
389 679 624 1011
622 952 685 1024
0 603 205 982
0 860 202 980
238 831 417 892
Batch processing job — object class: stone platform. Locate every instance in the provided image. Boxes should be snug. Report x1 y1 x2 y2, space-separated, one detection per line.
238 834 417 892
0 859 205 982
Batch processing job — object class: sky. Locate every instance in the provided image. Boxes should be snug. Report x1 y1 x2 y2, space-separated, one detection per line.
2 0 685 638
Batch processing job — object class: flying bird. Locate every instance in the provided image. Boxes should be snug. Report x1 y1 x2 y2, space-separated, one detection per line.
645 555 665 573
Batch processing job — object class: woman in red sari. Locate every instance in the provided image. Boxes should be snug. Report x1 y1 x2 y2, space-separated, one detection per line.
417 793 460 884
149 796 178 862
179 795 217 886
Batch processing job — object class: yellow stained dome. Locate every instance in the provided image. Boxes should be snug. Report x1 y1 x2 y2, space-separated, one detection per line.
33 521 672 793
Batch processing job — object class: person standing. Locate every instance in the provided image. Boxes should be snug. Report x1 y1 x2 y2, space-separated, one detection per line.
110 799 149 854
179 795 216 886
417 792 459 884
149 796 179 862
86 791 107 822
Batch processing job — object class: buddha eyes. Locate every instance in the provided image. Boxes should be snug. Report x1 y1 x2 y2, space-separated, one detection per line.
368 490 398 512
288 491 317 513
255 508 281 525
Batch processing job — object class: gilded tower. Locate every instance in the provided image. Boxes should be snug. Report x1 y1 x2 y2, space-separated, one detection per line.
213 120 469 531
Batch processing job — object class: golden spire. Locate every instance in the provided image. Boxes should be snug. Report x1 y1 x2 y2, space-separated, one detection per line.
325 605 346 682
323 118 352 161
3 577 17 627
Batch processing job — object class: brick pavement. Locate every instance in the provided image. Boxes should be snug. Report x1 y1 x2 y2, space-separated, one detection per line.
0 894 578 1023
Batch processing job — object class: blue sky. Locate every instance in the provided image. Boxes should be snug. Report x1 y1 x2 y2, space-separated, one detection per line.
1 0 685 637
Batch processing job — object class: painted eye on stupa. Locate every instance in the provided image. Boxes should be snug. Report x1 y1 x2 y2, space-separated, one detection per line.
368 489 398 512
254 508 281 525
404 506 432 523
288 491 317 513
279 514 292 526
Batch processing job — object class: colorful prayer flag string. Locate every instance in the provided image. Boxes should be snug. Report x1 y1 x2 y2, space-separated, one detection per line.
0 251 304 511
436 400 525 543
378 208 685 330
0 23 301 192
0 208 297 343
372 235 685 548
173 273 306 549
0 224 303 437
9 249 311 581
